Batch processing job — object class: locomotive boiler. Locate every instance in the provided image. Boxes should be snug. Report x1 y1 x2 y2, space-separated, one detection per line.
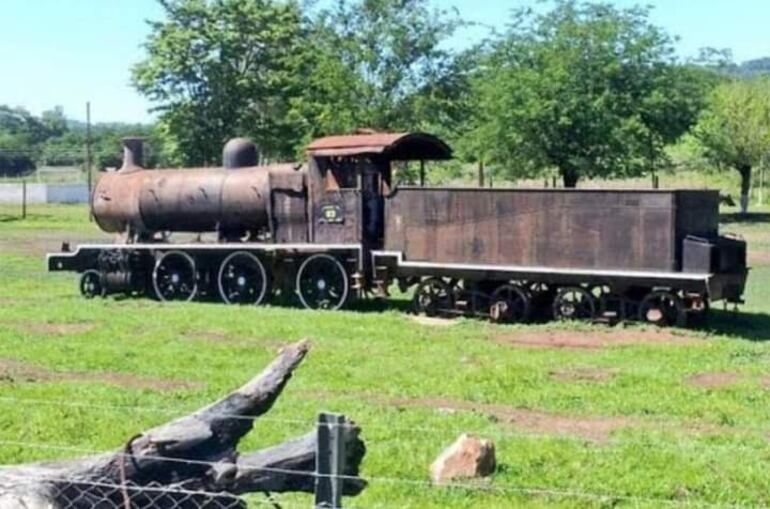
48 131 748 326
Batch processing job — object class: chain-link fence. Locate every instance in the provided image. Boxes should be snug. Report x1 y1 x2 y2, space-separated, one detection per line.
50 477 244 509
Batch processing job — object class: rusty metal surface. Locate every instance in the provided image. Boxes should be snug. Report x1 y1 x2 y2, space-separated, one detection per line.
93 164 301 236
384 188 720 272
313 190 362 245
223 138 258 169
306 132 452 160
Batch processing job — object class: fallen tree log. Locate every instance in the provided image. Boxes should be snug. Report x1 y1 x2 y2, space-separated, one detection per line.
0 340 366 508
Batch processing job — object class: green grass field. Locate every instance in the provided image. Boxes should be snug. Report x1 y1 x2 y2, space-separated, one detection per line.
2 204 770 508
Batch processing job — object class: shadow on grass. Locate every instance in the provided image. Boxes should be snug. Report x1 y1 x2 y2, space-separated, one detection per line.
694 309 770 342
346 297 413 314
720 212 770 224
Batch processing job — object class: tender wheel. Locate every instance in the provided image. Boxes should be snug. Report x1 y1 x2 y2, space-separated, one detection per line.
217 251 269 305
553 286 596 321
413 277 454 316
80 270 105 299
638 290 685 327
152 251 198 302
296 254 349 310
490 284 531 323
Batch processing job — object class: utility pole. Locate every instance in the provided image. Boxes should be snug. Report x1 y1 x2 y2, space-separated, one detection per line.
478 161 484 187
85 102 93 220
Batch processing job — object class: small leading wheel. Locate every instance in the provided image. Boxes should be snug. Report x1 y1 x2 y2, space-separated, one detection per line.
217 251 269 305
80 270 105 299
553 286 596 321
296 254 349 310
638 290 685 327
490 284 531 323
152 251 198 302
413 277 454 316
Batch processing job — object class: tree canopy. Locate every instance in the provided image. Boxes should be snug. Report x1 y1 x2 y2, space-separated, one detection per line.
460 1 713 187
132 0 309 165
694 77 770 212
132 0 465 165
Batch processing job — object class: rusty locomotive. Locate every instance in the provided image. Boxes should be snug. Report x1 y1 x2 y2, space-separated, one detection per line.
47 132 748 326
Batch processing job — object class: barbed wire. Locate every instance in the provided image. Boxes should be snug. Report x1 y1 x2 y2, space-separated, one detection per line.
0 395 769 454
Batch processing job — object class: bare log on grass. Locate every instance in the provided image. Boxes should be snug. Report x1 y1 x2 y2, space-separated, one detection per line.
0 341 366 508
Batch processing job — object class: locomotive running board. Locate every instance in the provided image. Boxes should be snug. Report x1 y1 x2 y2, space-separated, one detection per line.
47 243 362 272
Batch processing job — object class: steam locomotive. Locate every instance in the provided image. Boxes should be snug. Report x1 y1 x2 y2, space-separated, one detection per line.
47 132 748 326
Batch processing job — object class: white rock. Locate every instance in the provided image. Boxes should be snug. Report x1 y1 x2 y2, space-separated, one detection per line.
430 433 496 484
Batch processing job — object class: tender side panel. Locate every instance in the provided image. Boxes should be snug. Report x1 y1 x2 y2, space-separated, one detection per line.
385 189 679 271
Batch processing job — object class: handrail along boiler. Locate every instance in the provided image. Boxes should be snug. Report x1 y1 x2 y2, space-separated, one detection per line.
47 132 748 326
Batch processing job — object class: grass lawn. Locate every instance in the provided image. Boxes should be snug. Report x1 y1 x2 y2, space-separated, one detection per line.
1 203 770 508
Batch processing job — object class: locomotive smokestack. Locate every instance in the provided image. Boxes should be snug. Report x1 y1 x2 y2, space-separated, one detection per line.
120 137 144 170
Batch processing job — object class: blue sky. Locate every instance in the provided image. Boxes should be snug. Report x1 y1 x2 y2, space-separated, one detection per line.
1 0 768 124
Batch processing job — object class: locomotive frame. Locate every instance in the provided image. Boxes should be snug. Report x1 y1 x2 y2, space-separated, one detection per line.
47 131 748 327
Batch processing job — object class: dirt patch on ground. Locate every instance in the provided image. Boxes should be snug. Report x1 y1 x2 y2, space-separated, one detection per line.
686 372 744 389
11 321 95 335
0 358 201 391
492 328 696 350
408 315 457 327
186 330 287 350
550 366 617 383
388 396 635 441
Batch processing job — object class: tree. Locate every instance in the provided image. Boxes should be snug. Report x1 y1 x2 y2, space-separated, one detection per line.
0 105 50 176
40 106 68 138
464 1 709 187
694 77 770 213
289 0 464 144
132 0 309 165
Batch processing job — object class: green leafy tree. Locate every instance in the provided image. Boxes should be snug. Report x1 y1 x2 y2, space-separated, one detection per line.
0 105 51 176
694 77 770 213
132 0 308 165
291 0 464 142
463 1 709 187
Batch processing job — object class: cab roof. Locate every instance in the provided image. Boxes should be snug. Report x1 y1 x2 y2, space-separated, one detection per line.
306 132 452 160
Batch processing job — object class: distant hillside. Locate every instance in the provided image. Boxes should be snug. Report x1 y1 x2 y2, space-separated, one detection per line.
720 57 770 78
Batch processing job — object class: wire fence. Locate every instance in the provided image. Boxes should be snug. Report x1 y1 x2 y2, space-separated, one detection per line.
0 443 755 509
1 394 769 508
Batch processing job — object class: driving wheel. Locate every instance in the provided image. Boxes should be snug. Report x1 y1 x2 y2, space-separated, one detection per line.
152 250 198 302
296 254 349 310
217 251 269 305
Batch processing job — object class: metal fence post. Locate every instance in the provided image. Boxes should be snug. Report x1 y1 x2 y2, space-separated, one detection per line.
21 179 26 219
315 412 346 509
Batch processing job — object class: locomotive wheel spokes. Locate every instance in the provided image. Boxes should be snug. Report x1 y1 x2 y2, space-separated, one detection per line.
413 277 454 316
296 254 349 310
639 290 685 327
79 270 105 299
490 284 531 323
217 251 269 305
152 250 198 302
553 286 596 321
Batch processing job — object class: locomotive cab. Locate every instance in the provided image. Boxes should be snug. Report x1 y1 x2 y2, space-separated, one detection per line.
305 132 452 249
